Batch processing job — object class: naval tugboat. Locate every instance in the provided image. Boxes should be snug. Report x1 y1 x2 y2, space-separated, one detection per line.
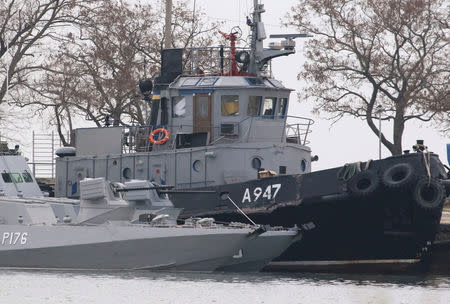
53 1 450 272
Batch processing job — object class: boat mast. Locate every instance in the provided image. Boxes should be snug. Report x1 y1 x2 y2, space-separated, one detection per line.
248 0 265 75
164 0 173 49
248 0 311 77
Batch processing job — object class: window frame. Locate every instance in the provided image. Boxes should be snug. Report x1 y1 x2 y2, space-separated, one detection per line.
1 172 12 183
262 97 277 118
11 173 23 183
221 95 240 116
277 97 288 117
22 171 34 183
171 96 187 118
247 96 262 116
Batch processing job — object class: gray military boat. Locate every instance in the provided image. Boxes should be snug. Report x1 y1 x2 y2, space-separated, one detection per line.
0 142 300 271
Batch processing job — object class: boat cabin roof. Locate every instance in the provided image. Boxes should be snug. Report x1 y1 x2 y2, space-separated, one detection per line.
0 155 43 197
168 76 291 92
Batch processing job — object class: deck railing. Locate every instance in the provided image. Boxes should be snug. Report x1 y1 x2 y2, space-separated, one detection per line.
285 116 314 146
29 131 64 178
182 46 268 76
122 115 314 153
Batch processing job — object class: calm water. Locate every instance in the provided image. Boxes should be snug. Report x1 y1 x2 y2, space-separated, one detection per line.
0 270 448 304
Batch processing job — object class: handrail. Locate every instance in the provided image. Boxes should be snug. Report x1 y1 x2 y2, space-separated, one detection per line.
183 47 253 76
120 114 314 152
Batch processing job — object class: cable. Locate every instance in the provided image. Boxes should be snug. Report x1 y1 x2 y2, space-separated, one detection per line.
226 195 257 226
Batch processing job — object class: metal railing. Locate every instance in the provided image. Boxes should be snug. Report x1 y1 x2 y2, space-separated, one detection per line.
121 115 314 153
123 126 153 153
182 46 268 76
29 131 64 178
284 115 314 145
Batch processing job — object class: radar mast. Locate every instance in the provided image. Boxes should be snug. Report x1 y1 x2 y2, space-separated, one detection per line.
247 0 311 76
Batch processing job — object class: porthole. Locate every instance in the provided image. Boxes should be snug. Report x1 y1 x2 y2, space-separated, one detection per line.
112 160 118 166
193 160 201 172
301 159 307 172
123 167 132 179
251 157 262 170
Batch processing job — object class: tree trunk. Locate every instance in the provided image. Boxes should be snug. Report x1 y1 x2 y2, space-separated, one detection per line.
112 112 121 126
392 112 405 155
365 86 396 155
54 105 68 146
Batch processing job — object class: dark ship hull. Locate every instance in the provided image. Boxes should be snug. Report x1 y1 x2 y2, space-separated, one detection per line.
170 152 450 271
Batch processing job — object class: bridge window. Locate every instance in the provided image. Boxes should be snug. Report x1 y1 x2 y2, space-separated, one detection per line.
1 173 12 183
198 77 218 86
22 171 34 183
11 173 23 183
277 98 288 116
248 96 262 115
221 95 239 116
246 78 264 86
172 96 186 118
262 97 276 117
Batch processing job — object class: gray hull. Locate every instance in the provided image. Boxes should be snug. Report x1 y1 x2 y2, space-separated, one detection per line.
219 230 302 272
0 224 297 271
0 172 299 272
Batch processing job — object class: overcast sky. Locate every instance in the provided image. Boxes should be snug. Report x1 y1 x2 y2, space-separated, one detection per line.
196 0 449 170
13 0 449 171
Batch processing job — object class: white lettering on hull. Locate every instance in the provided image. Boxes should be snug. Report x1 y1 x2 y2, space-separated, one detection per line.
1 232 28 245
241 184 281 203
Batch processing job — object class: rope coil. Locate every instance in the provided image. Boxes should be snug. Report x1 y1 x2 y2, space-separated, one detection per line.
337 160 372 182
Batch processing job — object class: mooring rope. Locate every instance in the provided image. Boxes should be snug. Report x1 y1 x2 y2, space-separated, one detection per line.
423 148 432 185
226 195 257 226
337 159 373 182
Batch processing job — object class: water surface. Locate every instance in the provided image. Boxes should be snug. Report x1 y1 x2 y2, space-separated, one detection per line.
0 270 448 304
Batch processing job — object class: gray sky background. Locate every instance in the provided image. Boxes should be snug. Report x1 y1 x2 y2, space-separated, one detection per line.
12 0 449 171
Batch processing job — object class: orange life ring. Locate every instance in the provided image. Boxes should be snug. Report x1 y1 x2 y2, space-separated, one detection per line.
149 128 170 145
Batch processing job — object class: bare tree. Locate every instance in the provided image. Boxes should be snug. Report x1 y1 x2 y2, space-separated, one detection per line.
288 0 449 155
0 0 92 106
19 0 218 144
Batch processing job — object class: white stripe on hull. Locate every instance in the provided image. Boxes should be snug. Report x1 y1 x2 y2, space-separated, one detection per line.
268 259 421 267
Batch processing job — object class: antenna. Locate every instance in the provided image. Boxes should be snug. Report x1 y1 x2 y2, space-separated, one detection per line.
267 33 312 51
190 0 196 49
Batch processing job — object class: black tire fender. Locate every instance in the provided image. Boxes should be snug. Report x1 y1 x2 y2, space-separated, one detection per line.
440 179 450 195
413 178 446 211
382 163 416 189
347 170 380 197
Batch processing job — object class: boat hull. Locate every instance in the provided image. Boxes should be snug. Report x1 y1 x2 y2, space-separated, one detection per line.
0 224 296 271
169 153 449 268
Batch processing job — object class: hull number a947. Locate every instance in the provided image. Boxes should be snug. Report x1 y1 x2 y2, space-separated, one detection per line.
242 184 281 203
1 232 28 245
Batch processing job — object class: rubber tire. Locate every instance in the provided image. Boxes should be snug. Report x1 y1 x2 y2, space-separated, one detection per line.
382 163 416 189
441 179 450 196
413 178 446 211
347 170 380 197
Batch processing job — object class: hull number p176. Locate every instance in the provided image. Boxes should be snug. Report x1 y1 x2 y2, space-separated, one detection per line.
1 232 28 245
242 184 281 203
